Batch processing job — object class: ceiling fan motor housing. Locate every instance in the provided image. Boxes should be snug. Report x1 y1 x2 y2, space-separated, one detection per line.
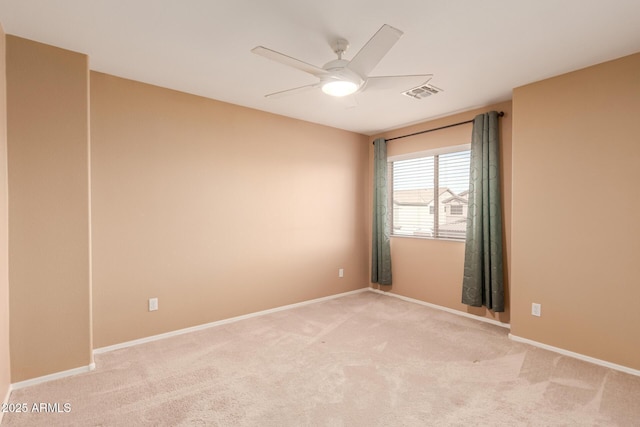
322 59 364 90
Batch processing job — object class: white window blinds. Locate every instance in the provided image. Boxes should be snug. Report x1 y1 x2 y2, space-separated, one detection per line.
389 147 471 241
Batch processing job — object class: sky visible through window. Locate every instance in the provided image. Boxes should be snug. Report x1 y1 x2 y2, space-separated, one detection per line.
392 151 470 194
439 151 471 194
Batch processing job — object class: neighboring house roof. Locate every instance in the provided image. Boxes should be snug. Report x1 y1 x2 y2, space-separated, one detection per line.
393 188 455 206
458 190 469 199
441 195 468 205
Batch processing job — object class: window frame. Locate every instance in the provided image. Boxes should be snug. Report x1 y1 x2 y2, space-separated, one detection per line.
388 143 471 242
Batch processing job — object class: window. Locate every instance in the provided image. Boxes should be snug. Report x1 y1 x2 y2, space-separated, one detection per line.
449 205 463 215
389 145 470 241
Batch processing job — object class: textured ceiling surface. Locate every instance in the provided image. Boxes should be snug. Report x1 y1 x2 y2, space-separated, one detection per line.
1 0 639 134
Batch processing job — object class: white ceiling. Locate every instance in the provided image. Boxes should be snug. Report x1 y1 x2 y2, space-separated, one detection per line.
1 0 639 135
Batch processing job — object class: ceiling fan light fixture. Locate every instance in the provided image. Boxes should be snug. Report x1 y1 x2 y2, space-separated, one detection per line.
321 80 359 97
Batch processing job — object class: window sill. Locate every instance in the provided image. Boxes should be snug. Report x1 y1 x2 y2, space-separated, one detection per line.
390 234 465 243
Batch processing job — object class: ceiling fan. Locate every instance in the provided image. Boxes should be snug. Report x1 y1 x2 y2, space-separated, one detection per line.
251 24 432 99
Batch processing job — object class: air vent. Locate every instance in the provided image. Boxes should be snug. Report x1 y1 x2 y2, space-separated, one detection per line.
402 83 443 99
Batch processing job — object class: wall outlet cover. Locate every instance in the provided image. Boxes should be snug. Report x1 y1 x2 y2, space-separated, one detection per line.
532 303 541 317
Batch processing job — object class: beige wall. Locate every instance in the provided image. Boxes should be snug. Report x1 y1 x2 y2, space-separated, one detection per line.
90 72 369 348
511 53 640 370
369 101 513 324
0 26 11 405
3 29 637 383
6 37 92 381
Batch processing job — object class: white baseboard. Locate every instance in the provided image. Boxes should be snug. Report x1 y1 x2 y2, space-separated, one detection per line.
368 288 511 329
94 287 370 354
7 287 638 398
8 289 368 391
509 334 640 377
369 288 640 376
11 362 96 391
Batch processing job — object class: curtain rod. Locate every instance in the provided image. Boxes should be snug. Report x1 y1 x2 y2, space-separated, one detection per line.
375 111 504 143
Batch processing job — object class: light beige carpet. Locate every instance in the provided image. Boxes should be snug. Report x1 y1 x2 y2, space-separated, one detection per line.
3 291 640 426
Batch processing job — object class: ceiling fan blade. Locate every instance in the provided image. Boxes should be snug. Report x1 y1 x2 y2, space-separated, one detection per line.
264 83 320 99
251 46 328 77
347 24 403 78
364 74 433 91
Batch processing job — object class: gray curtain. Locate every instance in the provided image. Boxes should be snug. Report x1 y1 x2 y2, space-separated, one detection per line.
371 138 392 285
461 111 504 311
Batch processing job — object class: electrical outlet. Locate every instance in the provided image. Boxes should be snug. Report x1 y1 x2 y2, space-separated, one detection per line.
338 268 344 278
149 297 158 312
531 303 541 317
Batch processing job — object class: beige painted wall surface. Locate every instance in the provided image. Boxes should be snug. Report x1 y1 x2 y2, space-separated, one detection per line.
6 36 91 381
369 101 512 324
0 26 11 404
511 52 640 370
90 72 369 348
